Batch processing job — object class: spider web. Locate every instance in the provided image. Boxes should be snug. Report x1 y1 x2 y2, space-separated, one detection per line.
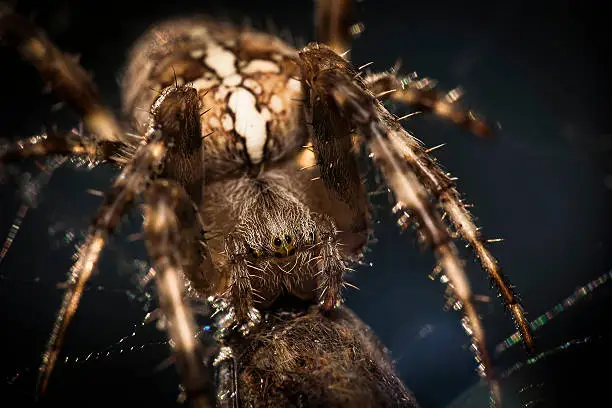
0 155 192 404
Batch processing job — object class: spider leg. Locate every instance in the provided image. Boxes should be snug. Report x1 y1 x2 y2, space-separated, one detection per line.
0 129 123 164
208 297 240 407
37 137 167 394
364 71 495 138
300 47 372 254
388 126 535 354
143 179 216 408
37 82 202 393
299 51 370 308
299 44 502 406
0 4 125 143
365 72 535 352
0 156 67 268
315 0 354 56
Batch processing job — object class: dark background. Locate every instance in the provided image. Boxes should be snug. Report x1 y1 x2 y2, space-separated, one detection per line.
0 1 611 407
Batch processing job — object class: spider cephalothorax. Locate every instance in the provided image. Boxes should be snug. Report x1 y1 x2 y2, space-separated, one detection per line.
0 1 535 407
221 173 346 321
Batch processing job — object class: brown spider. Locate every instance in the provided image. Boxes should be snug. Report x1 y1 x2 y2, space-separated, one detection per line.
0 1 534 407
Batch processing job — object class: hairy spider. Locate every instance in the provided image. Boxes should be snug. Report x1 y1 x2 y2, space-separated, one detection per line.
0 1 535 407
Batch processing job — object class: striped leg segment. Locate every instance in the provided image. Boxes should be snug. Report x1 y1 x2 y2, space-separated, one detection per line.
37 138 166 394
0 130 122 164
365 71 535 352
389 130 535 353
365 71 495 138
299 43 504 406
143 180 216 408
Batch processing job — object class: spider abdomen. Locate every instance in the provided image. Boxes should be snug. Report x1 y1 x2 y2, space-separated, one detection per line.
122 17 308 177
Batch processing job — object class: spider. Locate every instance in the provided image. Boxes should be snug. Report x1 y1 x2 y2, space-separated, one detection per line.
0 1 535 407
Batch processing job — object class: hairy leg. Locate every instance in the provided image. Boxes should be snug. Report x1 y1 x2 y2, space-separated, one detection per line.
143 179 217 408
28 82 215 396
37 136 166 394
299 45 372 309
37 137 166 393
0 4 126 143
364 71 535 352
364 71 495 137
387 124 535 353
0 126 125 268
0 129 123 164
299 43 503 405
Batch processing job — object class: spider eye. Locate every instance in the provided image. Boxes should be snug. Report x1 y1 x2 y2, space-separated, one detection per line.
273 237 282 247
306 231 315 244
284 235 292 244
249 247 263 258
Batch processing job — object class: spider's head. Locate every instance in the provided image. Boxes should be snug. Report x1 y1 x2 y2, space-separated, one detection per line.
227 176 321 263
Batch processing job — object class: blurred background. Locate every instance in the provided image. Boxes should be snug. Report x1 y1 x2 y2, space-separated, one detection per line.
0 1 610 407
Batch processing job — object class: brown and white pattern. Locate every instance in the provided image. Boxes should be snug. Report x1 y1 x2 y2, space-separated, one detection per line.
122 17 307 175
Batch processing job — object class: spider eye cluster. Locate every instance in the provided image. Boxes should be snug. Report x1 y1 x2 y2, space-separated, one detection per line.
272 235 293 247
270 234 296 258
247 231 315 260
